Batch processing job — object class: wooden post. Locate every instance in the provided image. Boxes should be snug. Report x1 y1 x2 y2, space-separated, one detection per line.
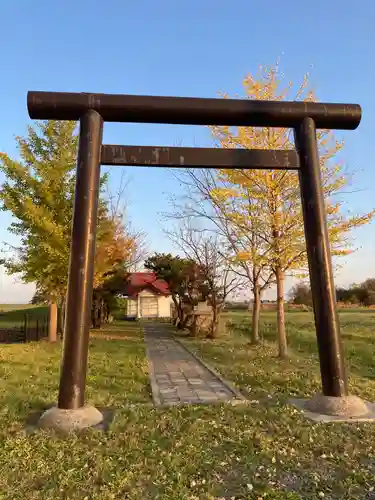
48 302 58 342
58 110 103 410
294 118 348 397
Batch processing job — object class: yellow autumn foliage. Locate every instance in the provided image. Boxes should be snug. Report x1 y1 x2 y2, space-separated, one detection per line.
210 63 374 276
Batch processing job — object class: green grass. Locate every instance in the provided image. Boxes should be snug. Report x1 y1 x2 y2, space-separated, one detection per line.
0 305 49 328
178 311 375 499
0 313 374 498
0 304 40 311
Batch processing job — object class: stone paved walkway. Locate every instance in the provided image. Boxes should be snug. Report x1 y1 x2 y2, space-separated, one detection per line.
144 323 245 407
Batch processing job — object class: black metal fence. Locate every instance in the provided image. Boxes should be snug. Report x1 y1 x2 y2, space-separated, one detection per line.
0 313 49 344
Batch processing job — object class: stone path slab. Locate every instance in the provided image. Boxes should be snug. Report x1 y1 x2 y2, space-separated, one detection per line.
144 323 246 407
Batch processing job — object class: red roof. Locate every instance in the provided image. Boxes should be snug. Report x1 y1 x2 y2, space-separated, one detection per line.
123 272 170 298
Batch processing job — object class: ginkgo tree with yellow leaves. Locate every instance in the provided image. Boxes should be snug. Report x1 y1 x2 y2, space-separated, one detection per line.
209 63 374 358
0 120 140 341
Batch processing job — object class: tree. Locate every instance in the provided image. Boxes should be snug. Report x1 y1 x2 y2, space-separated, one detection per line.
91 265 130 328
205 63 374 357
90 171 147 329
336 279 375 306
165 219 243 338
0 120 139 339
144 253 205 330
90 212 139 329
289 282 312 307
0 121 78 340
167 168 274 344
336 285 362 305
30 288 48 305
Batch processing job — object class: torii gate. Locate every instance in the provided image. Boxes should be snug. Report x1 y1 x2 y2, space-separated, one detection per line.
27 91 369 430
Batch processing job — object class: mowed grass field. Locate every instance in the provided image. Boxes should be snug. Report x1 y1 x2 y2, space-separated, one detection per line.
0 304 42 312
0 304 49 328
0 308 374 499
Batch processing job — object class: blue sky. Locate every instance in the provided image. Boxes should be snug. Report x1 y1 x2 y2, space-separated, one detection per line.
0 0 374 302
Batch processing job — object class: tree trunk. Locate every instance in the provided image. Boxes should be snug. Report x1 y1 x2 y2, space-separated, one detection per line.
98 299 105 327
207 306 220 339
177 303 187 329
91 305 96 329
251 284 261 344
48 301 58 343
177 308 184 328
275 267 287 358
211 318 219 339
57 297 66 339
97 301 102 328
57 300 62 336
104 301 110 322
171 296 181 326
91 295 99 329
189 315 198 337
60 297 66 339
180 310 192 331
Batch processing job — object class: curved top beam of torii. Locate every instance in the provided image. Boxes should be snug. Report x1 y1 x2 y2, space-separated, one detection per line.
27 91 361 130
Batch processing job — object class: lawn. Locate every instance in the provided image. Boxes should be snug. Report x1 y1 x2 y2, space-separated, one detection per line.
0 312 374 499
0 304 43 312
0 304 48 329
